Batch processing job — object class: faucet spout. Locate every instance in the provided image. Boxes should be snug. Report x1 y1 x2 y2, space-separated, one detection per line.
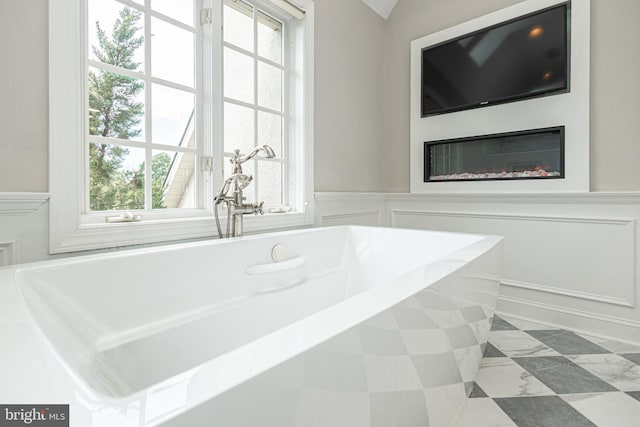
235 145 276 165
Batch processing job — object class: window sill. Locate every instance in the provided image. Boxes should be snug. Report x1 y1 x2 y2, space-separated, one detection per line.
51 211 313 254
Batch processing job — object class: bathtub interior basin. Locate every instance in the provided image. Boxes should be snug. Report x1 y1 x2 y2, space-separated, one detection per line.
15 226 493 401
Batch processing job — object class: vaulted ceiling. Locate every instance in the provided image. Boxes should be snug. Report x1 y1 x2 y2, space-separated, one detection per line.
361 0 398 19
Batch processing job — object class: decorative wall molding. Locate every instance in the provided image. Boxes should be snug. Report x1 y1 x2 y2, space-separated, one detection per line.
498 295 640 345
0 193 49 215
0 193 50 265
390 209 635 227
390 209 636 310
314 192 386 227
0 241 17 267
314 191 640 345
320 211 382 227
314 192 387 201
501 279 633 308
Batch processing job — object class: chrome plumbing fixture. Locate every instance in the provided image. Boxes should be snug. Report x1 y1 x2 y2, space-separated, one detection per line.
214 145 276 238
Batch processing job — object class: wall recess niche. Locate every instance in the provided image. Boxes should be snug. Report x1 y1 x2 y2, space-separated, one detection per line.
410 0 590 193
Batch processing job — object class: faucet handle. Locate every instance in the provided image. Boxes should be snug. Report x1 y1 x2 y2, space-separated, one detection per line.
254 201 264 215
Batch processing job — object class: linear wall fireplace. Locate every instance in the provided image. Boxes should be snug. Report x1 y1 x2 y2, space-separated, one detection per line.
424 126 564 182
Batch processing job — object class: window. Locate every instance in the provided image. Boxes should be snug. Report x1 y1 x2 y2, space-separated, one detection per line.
86 0 198 212
223 0 287 207
49 0 314 253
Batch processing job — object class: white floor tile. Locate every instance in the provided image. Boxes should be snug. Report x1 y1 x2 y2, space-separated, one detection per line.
562 392 640 427
455 398 517 427
489 330 560 357
424 383 467 427
474 358 554 398
567 353 640 391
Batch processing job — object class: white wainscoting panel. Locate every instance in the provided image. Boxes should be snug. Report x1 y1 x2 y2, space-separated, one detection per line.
391 210 635 308
314 193 386 227
0 193 50 265
0 241 17 267
314 192 640 345
321 211 382 227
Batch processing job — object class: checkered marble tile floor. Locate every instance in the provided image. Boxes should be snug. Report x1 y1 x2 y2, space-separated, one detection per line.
456 315 640 427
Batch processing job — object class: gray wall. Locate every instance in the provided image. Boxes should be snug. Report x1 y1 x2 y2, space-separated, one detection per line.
314 0 386 192
1 0 639 193
589 0 640 191
0 0 48 192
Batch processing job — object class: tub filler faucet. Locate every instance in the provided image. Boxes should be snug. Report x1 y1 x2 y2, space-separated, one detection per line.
214 145 276 238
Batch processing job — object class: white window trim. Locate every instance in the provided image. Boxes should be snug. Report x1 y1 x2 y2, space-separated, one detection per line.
49 0 314 254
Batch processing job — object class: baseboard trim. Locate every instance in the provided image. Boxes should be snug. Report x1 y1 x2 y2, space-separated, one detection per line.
497 294 640 345
501 279 634 308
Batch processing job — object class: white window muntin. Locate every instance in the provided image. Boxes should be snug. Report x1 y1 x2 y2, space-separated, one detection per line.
221 0 290 209
84 0 201 215
49 0 313 253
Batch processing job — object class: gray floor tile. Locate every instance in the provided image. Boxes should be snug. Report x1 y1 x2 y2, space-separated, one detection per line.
621 353 640 366
491 315 518 331
494 396 597 427
527 330 610 355
458 315 640 426
513 356 617 394
484 342 506 358
469 381 488 398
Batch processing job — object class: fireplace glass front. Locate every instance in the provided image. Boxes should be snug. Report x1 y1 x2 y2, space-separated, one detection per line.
424 126 564 182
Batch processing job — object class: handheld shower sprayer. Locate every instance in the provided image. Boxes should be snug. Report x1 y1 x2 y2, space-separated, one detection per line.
231 145 276 173
214 145 275 238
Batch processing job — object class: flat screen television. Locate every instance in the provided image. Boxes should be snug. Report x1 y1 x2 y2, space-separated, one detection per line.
421 3 569 116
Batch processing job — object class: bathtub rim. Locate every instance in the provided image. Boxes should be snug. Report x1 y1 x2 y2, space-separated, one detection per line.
9 225 503 426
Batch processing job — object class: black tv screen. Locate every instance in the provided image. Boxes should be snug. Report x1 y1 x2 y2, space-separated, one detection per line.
421 3 569 116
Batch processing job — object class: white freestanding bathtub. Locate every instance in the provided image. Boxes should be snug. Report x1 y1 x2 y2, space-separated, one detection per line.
8 226 502 426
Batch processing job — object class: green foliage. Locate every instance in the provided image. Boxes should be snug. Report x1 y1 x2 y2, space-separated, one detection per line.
89 142 145 211
88 7 166 211
151 152 172 208
89 7 144 139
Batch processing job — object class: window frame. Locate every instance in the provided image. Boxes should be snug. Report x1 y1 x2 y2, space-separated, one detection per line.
84 0 201 215
49 0 314 254
221 0 289 208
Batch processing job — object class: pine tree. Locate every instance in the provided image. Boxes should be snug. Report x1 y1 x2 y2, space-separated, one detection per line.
88 7 144 211
151 152 172 208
